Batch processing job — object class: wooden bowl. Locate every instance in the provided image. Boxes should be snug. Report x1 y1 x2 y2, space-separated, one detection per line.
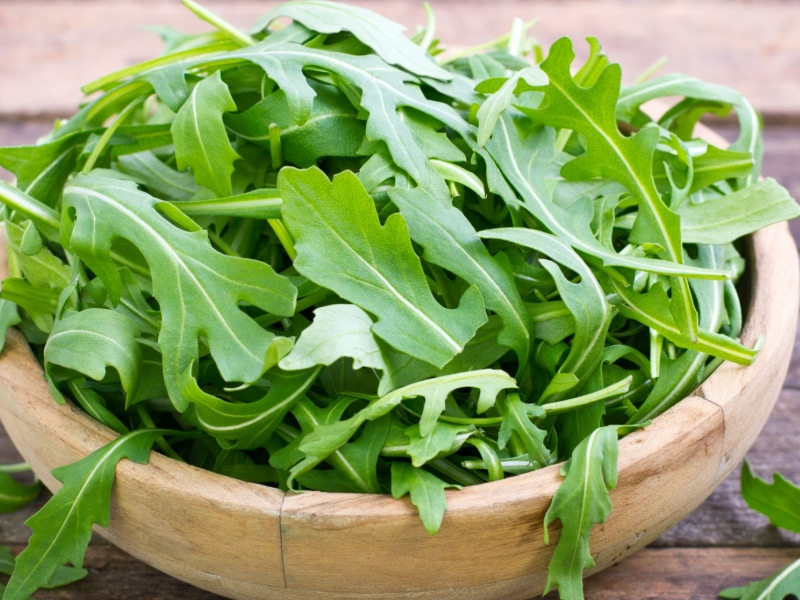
0 218 797 599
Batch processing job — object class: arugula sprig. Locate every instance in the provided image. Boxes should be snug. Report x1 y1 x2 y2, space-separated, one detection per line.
0 2 798 599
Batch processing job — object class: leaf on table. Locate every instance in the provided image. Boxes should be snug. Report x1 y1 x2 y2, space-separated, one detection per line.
171 71 241 197
543 424 620 600
0 546 87 589
279 166 486 369
718 558 800 600
391 462 460 535
3 429 170 600
740 461 800 534
677 179 800 244
0 471 41 514
63 172 297 410
44 309 143 404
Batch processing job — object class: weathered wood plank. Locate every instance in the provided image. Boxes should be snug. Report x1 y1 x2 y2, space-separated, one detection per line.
1 1 799 118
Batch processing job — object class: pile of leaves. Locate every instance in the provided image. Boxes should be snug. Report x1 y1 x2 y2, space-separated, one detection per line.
0 1 798 598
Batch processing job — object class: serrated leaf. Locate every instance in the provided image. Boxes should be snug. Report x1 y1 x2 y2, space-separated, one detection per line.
483 117 723 280
4 429 169 600
63 172 297 410
391 462 460 535
279 167 486 369
678 179 800 244
298 369 517 463
185 366 317 450
543 424 620 600
44 309 142 403
610 278 756 365
404 422 474 468
0 546 87 589
171 71 241 197
279 304 385 372
719 559 800 600
498 394 550 467
515 37 699 340
389 186 533 367
0 471 42 513
222 41 473 184
249 1 450 81
116 150 200 201
740 461 800 533
475 66 547 147
479 227 608 402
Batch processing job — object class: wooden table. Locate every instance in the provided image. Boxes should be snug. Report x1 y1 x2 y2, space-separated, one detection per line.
1 1 799 598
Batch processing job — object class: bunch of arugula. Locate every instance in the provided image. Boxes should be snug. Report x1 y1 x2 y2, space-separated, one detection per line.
0 1 798 598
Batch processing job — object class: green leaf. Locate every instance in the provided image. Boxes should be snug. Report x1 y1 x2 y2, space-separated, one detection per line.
610 278 757 365
740 461 800 533
4 429 169 600
719 558 800 600
516 37 699 341
171 71 241 197
0 546 87 589
389 186 533 368
498 394 550 467
116 150 200 201
249 1 451 81
543 424 620 600
404 422 474 468
279 304 385 372
391 462 460 535
44 309 143 403
185 366 317 450
479 227 609 402
0 299 21 353
678 179 800 244
63 172 297 410
279 167 486 369
0 471 41 513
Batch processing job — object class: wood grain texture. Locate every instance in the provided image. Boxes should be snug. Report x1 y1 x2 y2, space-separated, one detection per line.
1 1 799 119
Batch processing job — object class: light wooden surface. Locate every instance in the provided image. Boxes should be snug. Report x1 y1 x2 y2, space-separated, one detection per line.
0 1 799 599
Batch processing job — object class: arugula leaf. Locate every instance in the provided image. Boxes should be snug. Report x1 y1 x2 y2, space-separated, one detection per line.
678 179 800 244
171 71 241 197
62 172 297 409
543 424 621 600
279 166 487 369
0 546 87 589
4 429 171 600
0 470 41 514
44 309 143 404
391 462 460 535
740 461 800 534
718 559 800 600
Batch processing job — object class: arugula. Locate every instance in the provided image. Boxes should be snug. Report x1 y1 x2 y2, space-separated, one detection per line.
718 462 800 599
0 1 798 599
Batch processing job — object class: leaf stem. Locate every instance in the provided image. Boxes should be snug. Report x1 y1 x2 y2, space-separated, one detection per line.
181 0 257 47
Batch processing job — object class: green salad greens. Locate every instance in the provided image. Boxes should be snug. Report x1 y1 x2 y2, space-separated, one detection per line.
0 1 798 598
